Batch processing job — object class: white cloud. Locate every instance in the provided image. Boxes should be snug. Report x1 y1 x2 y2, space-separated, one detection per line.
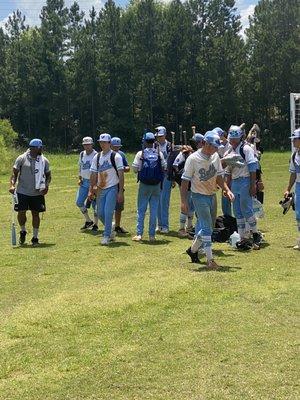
9 0 103 27
240 3 255 33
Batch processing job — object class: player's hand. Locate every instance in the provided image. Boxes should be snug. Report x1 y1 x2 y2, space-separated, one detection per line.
250 184 256 197
226 190 235 202
9 185 15 194
171 181 176 188
40 187 49 196
283 190 290 199
117 191 124 203
181 201 188 215
78 178 83 186
257 181 264 191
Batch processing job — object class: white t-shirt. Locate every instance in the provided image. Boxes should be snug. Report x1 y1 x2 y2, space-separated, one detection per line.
79 149 97 180
182 149 223 195
132 148 167 171
289 150 300 183
90 150 124 189
224 142 257 179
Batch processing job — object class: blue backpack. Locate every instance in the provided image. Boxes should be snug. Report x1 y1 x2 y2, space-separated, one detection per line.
138 148 164 185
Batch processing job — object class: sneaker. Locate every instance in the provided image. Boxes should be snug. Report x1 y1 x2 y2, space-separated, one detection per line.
293 238 300 250
236 238 252 251
19 230 27 245
178 228 188 238
81 221 93 230
101 236 111 245
91 224 98 233
155 226 162 233
252 232 262 250
31 237 39 246
160 228 169 234
186 247 200 263
149 236 156 242
206 259 220 269
115 226 128 234
132 235 142 242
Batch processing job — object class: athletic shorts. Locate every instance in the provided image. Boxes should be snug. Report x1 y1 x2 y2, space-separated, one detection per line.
15 193 46 212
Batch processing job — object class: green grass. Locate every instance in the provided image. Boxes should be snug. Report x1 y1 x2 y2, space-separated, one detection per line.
0 152 299 400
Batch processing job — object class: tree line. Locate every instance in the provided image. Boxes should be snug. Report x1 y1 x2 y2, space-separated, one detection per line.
0 0 299 150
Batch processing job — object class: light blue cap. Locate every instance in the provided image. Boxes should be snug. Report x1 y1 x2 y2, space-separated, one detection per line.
155 126 167 136
213 127 225 136
98 133 111 142
228 125 243 139
144 132 155 141
290 128 300 139
204 131 221 148
29 138 43 148
193 133 205 142
111 137 122 147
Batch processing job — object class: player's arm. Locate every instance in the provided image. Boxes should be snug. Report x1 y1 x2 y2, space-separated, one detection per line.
284 173 296 198
9 168 19 194
117 170 124 203
216 175 234 202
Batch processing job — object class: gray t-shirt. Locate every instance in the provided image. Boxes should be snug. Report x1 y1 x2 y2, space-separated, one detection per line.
14 151 50 196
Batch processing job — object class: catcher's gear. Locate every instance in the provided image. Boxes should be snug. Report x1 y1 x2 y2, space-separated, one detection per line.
279 193 295 215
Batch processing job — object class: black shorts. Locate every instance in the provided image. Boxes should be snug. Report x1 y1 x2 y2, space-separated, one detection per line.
15 193 46 213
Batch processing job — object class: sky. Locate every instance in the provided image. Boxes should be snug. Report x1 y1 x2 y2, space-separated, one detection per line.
0 0 259 33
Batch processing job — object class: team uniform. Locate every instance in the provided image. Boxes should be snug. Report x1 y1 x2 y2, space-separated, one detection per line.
289 150 300 238
218 141 233 217
90 150 124 239
182 149 223 261
115 150 129 213
225 141 258 244
76 149 98 225
157 140 172 232
132 146 167 240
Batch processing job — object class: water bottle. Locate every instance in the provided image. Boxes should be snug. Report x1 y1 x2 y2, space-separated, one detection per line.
229 231 240 248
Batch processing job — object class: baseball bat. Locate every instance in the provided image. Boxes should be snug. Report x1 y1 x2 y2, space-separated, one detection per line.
183 130 187 145
191 126 196 137
179 125 183 145
11 194 17 246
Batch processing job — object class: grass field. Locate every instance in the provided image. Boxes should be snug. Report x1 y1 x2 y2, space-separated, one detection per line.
0 152 299 400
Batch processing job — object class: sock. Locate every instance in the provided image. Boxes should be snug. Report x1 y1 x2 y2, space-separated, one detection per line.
237 218 246 238
33 228 39 239
191 236 202 253
80 207 92 222
247 215 258 233
20 225 26 232
179 212 186 230
187 215 193 229
202 236 213 261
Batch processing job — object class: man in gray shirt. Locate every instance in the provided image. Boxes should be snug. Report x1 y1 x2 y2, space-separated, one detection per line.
9 139 51 246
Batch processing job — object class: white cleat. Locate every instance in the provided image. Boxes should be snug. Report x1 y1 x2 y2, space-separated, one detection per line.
160 228 169 234
132 235 142 242
101 236 111 245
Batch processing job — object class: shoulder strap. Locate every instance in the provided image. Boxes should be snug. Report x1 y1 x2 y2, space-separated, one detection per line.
239 142 246 160
292 151 297 164
80 151 84 161
110 151 119 176
96 152 100 169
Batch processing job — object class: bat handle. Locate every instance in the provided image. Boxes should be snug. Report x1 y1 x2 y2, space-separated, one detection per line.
191 126 196 136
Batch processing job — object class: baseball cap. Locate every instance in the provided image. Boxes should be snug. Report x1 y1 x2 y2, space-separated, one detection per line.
98 133 111 142
111 137 122 147
82 136 93 145
144 132 155 141
228 125 243 140
213 127 225 136
193 133 205 142
204 131 221 148
155 126 167 136
29 138 43 148
290 128 300 139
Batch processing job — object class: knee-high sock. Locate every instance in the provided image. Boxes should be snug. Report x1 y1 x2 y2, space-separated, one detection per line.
247 215 258 233
237 218 246 238
79 206 92 222
191 236 202 253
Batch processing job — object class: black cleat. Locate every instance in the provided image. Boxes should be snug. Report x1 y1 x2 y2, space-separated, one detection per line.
252 232 262 250
31 237 39 246
115 226 129 234
19 231 27 245
91 224 98 233
81 221 93 230
186 247 200 263
236 238 252 251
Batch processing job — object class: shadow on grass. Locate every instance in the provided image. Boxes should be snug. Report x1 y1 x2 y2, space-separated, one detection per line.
212 249 235 257
142 239 172 245
14 243 56 249
81 229 102 236
103 242 130 248
191 264 241 273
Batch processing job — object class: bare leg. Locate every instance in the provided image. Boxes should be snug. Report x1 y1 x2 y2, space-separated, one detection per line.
115 210 122 227
18 211 27 228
